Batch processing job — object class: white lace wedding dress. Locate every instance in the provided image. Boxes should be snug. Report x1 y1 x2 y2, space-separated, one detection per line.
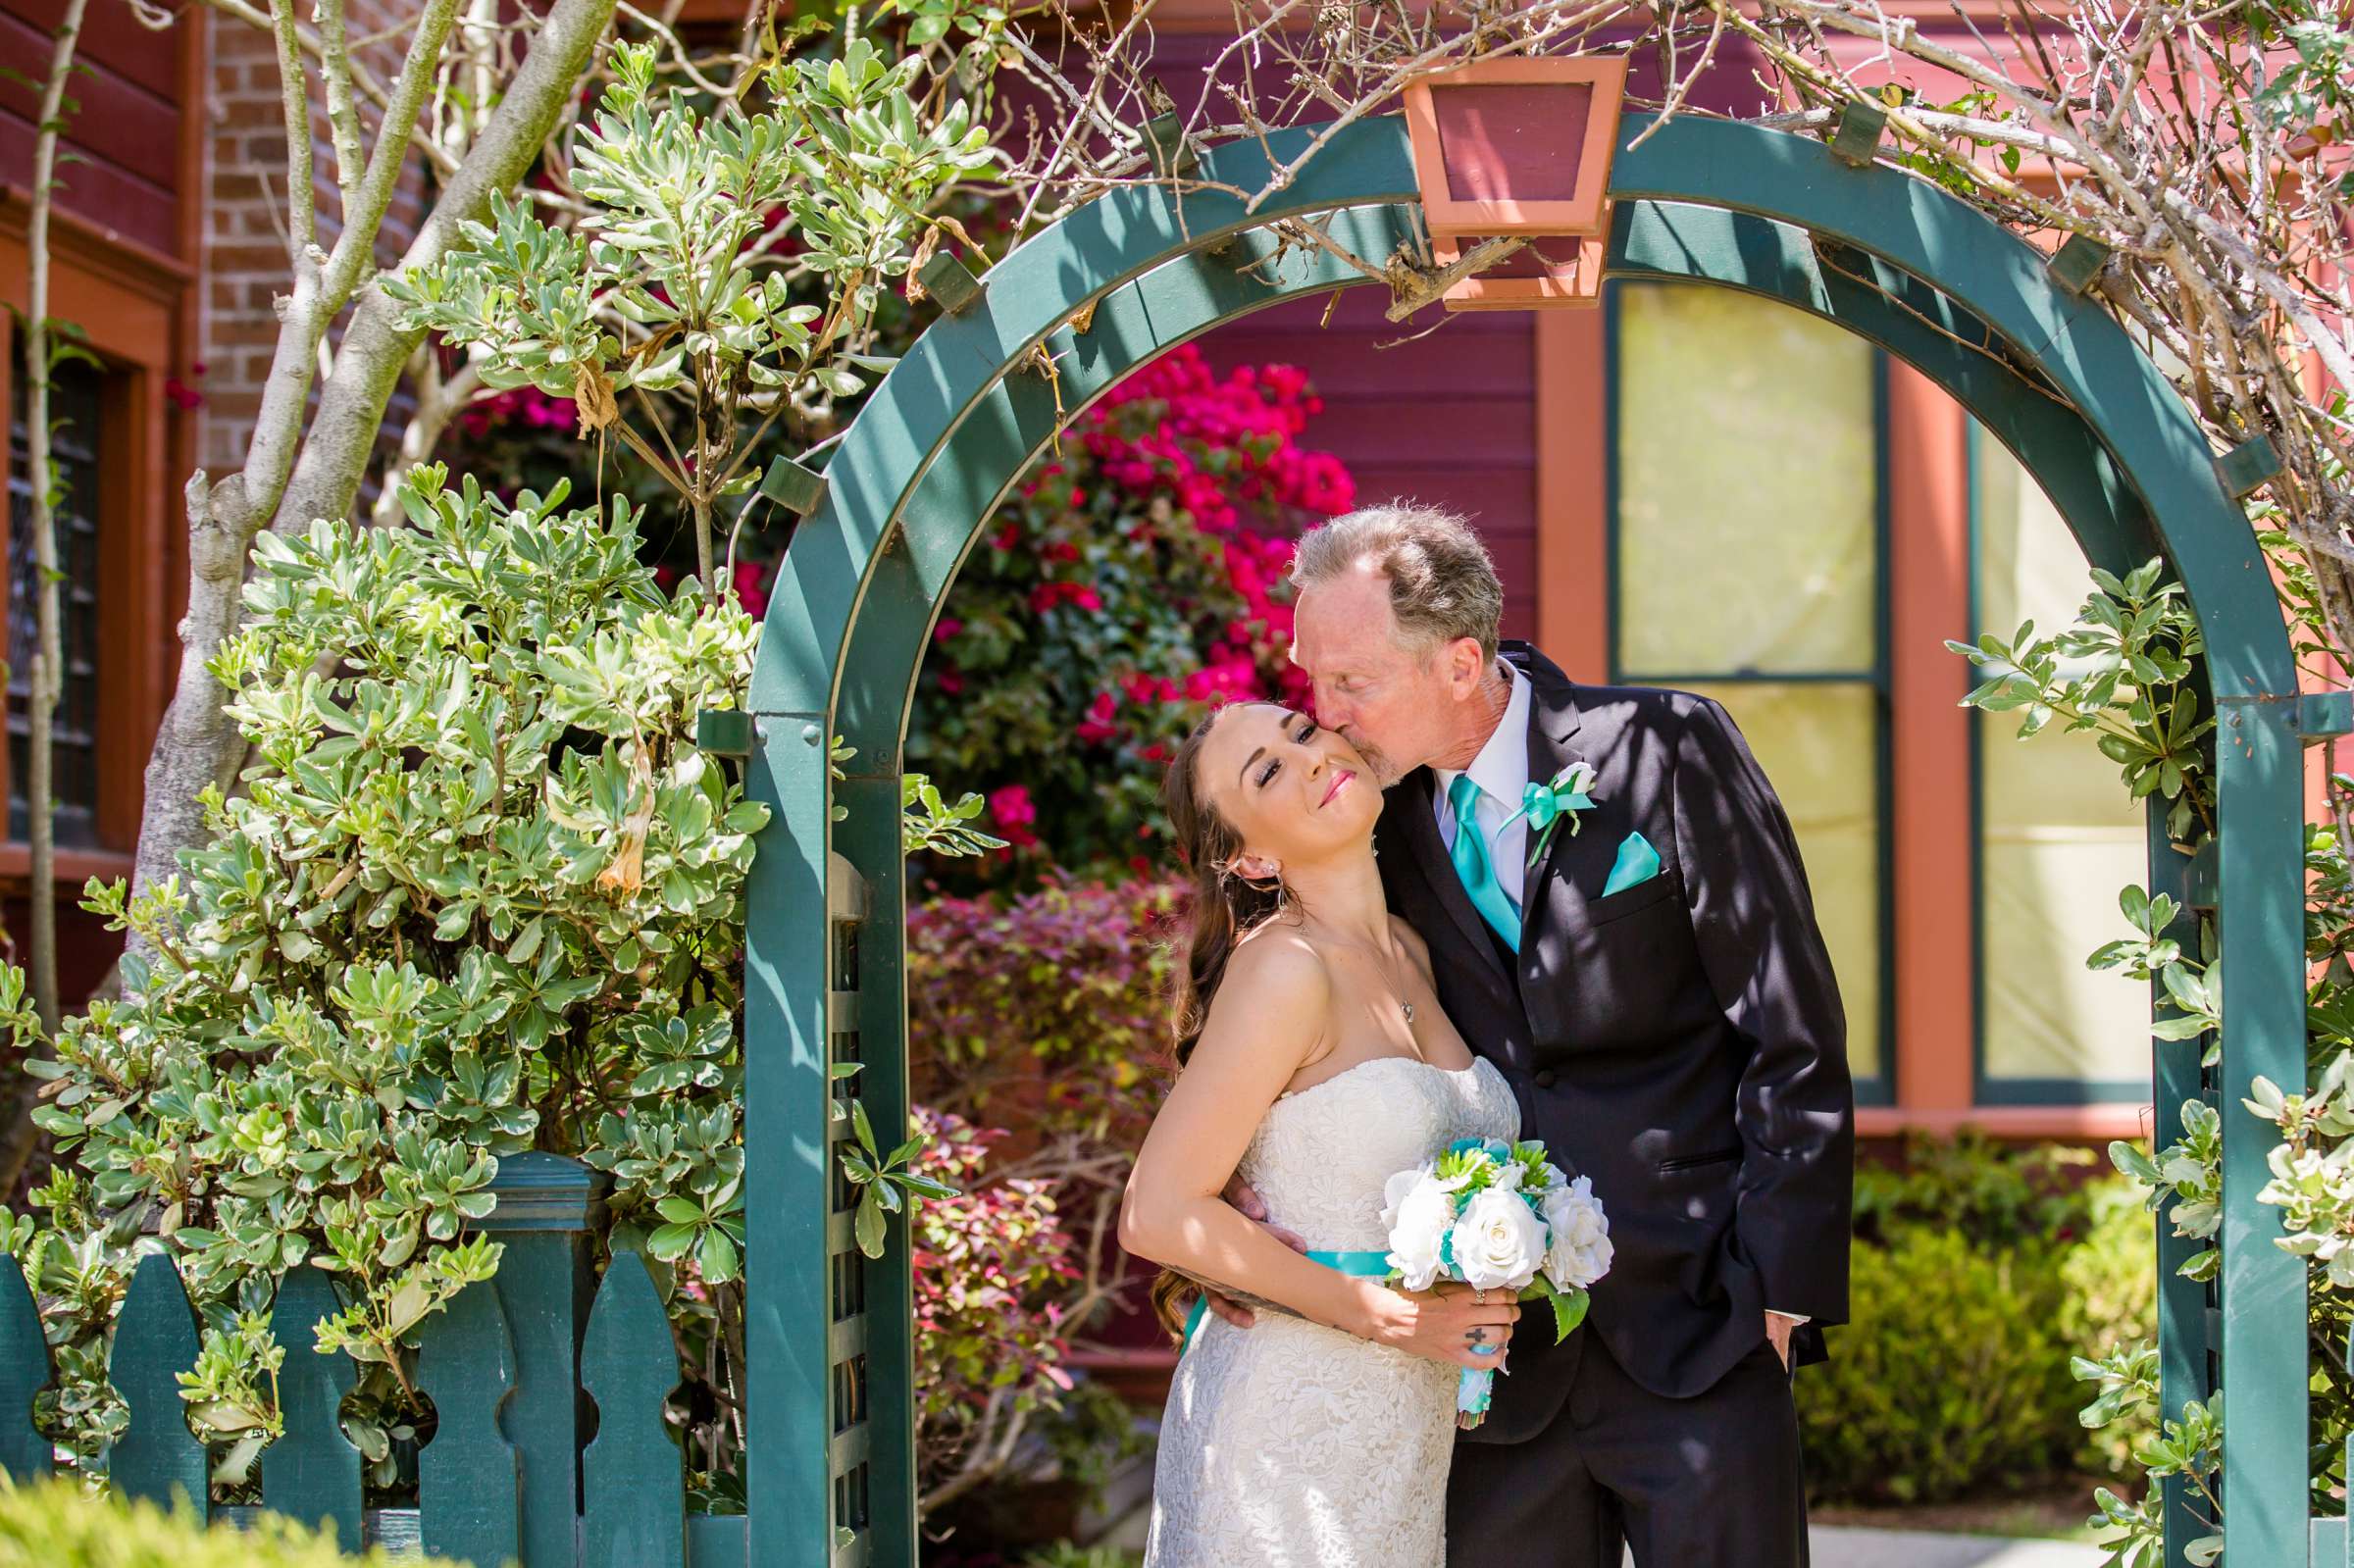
1143 1054 1522 1568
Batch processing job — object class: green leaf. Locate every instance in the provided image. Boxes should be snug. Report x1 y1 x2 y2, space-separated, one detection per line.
696 1224 741 1282
1547 1285 1587 1342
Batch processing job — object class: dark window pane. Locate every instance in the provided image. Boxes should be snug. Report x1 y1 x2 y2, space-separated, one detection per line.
7 338 105 849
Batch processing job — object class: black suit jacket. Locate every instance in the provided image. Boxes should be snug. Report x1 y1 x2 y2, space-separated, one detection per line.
1374 641 1855 1440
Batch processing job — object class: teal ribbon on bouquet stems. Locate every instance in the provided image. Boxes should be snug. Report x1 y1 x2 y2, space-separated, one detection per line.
1458 1363 1498 1428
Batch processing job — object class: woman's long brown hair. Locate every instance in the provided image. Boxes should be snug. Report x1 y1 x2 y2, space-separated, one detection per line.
1148 702 1291 1340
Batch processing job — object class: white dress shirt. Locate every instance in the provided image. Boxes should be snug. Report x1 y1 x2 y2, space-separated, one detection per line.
1427 655 1811 1332
1432 658 1534 912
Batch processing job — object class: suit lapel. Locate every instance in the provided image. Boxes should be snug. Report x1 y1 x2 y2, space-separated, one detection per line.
1507 644 1587 902
1392 769 1511 983
1505 643 1634 943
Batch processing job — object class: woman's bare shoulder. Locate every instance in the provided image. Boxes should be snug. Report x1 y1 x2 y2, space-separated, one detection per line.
1225 919 1334 995
1191 922 1335 1077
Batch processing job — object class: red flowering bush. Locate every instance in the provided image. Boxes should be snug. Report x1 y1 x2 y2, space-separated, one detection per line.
909 343 1356 882
909 1105 1082 1509
906 879 1184 1502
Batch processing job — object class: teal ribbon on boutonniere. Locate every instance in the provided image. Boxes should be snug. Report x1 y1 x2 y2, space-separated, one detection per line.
1502 760 1598 863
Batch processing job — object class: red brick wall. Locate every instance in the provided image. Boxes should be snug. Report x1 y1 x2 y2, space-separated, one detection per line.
199 5 430 475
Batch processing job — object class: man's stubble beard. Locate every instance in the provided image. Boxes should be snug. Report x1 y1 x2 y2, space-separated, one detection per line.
1350 736 1405 788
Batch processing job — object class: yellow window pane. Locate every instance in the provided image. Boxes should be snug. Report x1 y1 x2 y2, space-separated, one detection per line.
1617 285 1878 676
1679 682 1881 1084
1973 426 2152 1089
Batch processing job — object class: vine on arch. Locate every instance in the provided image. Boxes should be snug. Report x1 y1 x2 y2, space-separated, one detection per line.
1954 541 2354 1558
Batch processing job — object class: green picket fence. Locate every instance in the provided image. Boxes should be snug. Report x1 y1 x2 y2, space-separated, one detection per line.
0 1152 739 1567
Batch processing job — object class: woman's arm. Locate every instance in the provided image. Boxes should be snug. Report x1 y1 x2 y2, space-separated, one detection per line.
1118 929 1517 1368
1120 932 1378 1334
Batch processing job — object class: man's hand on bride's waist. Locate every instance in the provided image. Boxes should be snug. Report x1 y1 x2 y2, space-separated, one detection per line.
1202 1172 1308 1330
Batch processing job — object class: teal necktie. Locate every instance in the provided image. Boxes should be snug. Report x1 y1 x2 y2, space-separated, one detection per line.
1447 773 1521 953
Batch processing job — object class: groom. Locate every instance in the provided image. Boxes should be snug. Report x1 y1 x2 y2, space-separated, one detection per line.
1216 502 1853 1566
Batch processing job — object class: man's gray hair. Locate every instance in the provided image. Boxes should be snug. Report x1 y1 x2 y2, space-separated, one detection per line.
1289 501 1505 664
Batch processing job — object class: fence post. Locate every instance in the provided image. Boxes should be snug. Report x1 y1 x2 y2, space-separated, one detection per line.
264 1267 362 1547
580 1248 683 1567
0 1257 49 1481
482 1150 610 1567
110 1252 208 1515
419 1273 519 1566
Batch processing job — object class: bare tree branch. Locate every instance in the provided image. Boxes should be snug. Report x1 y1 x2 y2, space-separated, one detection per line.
0 0 94 1194
128 0 623 965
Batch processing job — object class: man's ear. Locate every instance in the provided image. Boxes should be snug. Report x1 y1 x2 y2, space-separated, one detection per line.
1447 636 1488 696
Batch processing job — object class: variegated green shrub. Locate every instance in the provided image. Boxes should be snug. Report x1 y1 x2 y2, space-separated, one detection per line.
5 465 770 1485
384 34 1004 582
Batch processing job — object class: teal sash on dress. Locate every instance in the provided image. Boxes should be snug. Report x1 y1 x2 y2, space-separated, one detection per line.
1178 1249 1394 1354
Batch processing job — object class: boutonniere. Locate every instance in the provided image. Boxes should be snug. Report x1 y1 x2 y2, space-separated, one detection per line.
1502 760 1598 863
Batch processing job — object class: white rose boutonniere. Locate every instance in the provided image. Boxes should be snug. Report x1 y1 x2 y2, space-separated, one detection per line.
1503 759 1599 861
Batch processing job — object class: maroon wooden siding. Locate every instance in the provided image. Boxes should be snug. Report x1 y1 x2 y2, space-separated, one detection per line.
0 0 186 258
1192 291 1542 638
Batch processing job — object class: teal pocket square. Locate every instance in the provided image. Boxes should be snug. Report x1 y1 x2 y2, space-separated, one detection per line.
1601 831 1663 897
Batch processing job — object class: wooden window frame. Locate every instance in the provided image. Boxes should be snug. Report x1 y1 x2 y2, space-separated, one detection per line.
0 194 184 888
1598 280 1897 1107
1542 284 2147 1140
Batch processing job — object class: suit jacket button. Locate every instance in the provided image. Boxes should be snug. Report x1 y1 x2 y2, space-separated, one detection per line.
1533 1069 1557 1089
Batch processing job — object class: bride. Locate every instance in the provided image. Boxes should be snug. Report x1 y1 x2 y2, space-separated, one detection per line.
1118 698 1525 1568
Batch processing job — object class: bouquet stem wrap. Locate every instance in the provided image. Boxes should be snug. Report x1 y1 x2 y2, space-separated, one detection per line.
1458 1365 1496 1428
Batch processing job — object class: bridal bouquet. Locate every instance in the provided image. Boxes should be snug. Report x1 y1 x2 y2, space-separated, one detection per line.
1380 1138 1612 1430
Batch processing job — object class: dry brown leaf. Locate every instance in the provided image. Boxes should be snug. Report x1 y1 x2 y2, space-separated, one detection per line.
572 362 621 437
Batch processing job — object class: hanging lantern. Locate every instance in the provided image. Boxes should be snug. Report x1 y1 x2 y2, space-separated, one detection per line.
1402 56 1629 311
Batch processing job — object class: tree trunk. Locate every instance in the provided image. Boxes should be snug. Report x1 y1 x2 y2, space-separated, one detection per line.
123 0 620 973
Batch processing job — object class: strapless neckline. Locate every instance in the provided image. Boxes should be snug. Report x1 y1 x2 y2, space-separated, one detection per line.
1272 1053 1491 1109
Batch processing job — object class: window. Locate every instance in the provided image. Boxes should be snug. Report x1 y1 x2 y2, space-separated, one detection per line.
1610 282 1891 1097
1970 422 2149 1101
5 343 107 849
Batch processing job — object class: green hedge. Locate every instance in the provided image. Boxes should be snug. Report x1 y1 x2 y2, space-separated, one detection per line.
0 1477 456 1568
1796 1134 2156 1505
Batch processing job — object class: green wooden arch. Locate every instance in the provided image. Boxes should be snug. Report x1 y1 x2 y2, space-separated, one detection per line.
741 113 2317 1568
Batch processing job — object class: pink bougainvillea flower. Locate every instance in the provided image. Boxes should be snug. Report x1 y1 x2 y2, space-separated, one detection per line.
732 558 771 622
1075 690 1119 742
988 783 1039 848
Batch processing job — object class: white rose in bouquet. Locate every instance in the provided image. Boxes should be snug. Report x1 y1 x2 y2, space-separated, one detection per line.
1382 1169 1453 1291
1450 1186 1547 1292
1540 1174 1614 1290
